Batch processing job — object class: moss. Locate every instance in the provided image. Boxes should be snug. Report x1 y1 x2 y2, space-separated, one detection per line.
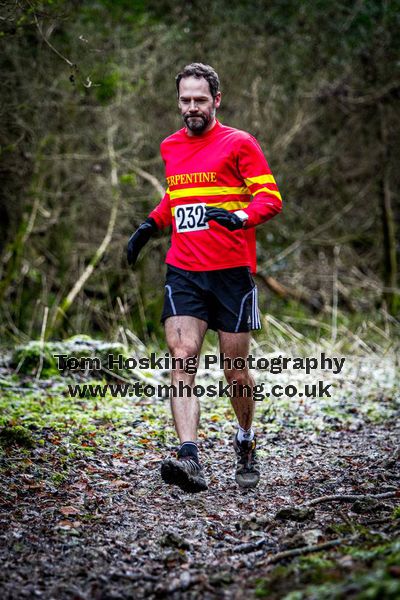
391 505 400 519
11 335 126 376
12 341 59 375
255 540 400 599
51 472 68 484
0 425 35 448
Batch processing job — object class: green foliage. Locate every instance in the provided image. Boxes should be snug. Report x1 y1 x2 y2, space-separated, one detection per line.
0 425 35 449
120 173 137 186
81 0 151 25
392 506 400 520
0 0 399 340
255 540 400 599
0 356 177 455
11 336 126 376
95 70 121 103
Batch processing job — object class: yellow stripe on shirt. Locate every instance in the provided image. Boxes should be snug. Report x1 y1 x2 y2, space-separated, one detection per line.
171 200 250 216
252 187 282 201
244 174 276 186
169 186 251 200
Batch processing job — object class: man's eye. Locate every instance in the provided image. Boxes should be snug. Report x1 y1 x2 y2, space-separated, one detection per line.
180 99 207 104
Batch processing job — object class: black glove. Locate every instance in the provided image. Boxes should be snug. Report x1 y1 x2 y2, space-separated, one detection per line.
127 217 158 266
204 207 244 231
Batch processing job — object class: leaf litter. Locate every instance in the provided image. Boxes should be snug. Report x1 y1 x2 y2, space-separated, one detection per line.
0 338 399 599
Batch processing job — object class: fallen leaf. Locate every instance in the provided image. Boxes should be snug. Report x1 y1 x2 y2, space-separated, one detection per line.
110 479 129 488
59 506 81 516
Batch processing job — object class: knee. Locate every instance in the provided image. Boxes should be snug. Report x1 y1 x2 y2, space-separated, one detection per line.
224 368 253 387
169 345 198 380
169 344 198 362
170 351 197 387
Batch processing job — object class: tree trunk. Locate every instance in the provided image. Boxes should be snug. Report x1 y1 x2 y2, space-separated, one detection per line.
379 105 399 315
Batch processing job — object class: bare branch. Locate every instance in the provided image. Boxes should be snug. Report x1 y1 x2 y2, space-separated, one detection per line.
131 163 165 199
304 491 398 507
31 9 74 68
261 536 357 565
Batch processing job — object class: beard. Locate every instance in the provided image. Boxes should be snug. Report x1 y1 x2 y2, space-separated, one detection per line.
184 107 215 133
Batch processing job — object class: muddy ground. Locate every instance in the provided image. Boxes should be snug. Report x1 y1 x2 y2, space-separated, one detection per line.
0 343 399 599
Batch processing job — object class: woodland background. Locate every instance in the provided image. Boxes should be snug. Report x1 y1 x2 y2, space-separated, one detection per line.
1 3 400 600
1 0 399 345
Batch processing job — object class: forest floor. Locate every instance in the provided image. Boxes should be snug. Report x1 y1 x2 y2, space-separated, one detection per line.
0 338 399 599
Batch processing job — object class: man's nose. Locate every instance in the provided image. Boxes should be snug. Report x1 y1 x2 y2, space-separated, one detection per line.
189 100 199 111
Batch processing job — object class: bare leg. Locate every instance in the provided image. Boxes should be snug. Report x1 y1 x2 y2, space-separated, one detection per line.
218 331 255 430
165 316 208 443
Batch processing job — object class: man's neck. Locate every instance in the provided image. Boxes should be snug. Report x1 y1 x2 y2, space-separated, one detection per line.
185 117 217 137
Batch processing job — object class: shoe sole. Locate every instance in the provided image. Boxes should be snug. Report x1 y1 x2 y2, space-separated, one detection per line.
235 473 260 489
161 459 208 493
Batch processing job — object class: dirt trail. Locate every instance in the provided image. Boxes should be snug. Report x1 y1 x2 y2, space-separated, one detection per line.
1 421 399 599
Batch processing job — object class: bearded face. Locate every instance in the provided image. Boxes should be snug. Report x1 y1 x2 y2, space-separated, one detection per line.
184 110 215 132
178 76 221 135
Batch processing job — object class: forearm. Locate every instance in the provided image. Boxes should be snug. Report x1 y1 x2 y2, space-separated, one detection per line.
236 136 283 229
242 193 282 228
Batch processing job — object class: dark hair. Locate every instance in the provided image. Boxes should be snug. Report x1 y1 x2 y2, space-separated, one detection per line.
175 63 220 99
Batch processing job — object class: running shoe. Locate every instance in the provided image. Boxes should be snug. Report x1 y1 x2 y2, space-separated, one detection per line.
161 455 208 493
233 434 260 488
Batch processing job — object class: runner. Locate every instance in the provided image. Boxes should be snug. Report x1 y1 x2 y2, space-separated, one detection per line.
127 63 282 493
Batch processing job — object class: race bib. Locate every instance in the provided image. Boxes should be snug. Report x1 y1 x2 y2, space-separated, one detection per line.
175 203 209 233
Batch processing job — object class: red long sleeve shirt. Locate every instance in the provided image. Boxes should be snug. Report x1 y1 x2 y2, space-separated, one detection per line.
149 119 282 273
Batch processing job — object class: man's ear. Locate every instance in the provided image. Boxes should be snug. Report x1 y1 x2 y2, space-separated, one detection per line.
214 92 222 109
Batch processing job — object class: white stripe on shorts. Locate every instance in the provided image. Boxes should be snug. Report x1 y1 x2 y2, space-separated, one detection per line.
235 289 253 333
165 284 177 316
252 286 261 329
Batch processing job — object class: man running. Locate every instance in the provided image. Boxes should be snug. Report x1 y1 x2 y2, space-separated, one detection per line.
127 63 282 493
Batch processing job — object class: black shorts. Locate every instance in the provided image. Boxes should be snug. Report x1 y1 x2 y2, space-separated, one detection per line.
161 265 262 333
